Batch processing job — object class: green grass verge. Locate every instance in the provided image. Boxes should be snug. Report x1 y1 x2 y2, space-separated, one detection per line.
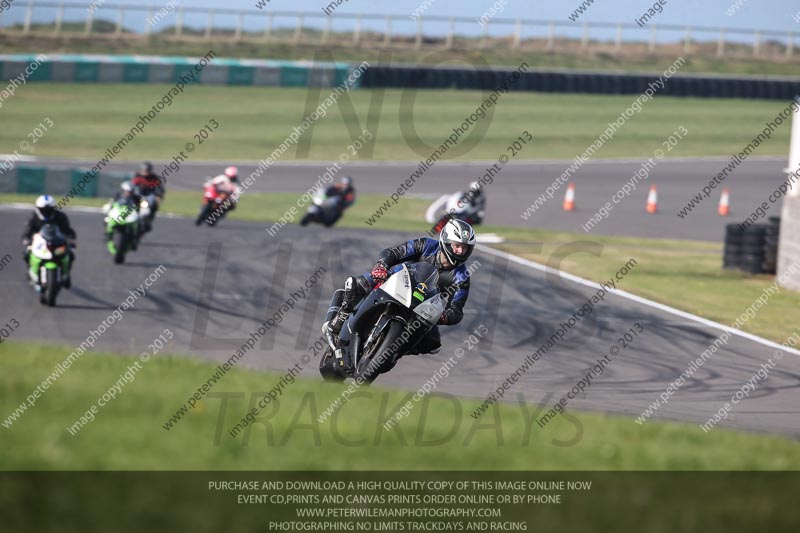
4 191 798 345
1 341 798 470
1 84 794 161
7 33 800 76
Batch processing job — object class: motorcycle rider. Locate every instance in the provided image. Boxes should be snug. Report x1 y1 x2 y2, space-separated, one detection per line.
323 219 476 357
425 181 486 232
209 166 240 206
132 162 165 199
21 195 77 288
104 181 142 248
328 176 356 210
321 175 356 225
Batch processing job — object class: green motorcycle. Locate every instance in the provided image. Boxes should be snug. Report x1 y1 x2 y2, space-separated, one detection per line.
28 224 71 307
104 198 140 264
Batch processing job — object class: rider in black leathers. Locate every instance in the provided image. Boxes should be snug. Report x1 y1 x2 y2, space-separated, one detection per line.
323 219 476 356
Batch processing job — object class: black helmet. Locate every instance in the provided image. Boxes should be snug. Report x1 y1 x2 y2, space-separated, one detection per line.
140 161 153 174
439 219 476 267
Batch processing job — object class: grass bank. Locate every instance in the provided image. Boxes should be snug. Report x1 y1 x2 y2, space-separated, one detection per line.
0 84 794 161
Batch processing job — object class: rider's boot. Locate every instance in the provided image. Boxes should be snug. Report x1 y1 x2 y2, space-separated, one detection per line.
323 276 369 341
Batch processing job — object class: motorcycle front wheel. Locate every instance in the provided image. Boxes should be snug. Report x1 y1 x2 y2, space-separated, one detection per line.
354 321 405 385
44 268 59 307
113 230 127 264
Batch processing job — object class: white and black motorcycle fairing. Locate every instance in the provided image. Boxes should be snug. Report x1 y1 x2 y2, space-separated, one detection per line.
319 261 445 384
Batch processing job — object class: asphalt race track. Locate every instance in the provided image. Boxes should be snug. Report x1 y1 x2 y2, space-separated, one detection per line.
16 155 791 242
3 207 799 437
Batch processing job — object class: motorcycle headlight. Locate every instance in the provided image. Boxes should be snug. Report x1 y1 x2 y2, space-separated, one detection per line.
141 200 149 208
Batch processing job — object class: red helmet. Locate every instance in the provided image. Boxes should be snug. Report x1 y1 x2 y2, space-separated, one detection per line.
224 166 238 181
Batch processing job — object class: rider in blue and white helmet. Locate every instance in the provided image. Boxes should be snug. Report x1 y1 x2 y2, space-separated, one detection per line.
21 195 77 287
323 218 476 355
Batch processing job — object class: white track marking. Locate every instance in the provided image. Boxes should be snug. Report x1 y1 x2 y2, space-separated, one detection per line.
477 244 800 358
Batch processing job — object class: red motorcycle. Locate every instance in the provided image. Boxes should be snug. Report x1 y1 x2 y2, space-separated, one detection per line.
195 183 235 226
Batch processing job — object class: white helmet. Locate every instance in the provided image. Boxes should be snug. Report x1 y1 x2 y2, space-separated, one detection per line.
469 181 482 197
439 219 476 267
34 195 57 221
121 181 133 193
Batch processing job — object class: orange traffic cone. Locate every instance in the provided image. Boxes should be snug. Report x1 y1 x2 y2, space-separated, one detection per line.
646 185 658 214
718 188 730 216
563 183 576 212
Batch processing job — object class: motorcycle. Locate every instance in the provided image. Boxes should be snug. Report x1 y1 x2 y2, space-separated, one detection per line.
27 224 71 307
319 261 444 384
104 198 140 264
138 192 158 237
300 188 344 228
196 182 234 227
427 194 484 234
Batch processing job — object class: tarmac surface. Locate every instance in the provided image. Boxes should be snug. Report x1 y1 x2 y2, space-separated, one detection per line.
12 155 792 241
4 208 799 437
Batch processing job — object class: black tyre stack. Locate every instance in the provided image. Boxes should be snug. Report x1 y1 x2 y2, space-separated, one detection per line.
723 218 780 274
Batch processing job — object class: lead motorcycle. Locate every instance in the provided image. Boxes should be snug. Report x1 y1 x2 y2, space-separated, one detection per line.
27 223 71 307
319 261 444 384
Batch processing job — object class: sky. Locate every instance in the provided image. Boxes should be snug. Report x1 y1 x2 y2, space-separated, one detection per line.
4 0 800 43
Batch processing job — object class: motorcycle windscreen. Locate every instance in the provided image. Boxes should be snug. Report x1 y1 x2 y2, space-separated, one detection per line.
408 262 444 324
378 262 443 321
378 264 413 307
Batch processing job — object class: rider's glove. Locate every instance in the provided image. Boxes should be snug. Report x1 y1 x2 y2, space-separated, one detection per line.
438 314 449 325
370 262 389 284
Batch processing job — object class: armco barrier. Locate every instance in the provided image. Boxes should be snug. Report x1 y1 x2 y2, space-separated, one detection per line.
360 65 800 100
1 166 130 198
0 55 361 89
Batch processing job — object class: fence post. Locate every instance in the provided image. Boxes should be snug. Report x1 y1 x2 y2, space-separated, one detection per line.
144 6 152 35
205 9 213 40
753 30 760 57
581 22 589 51
787 33 794 59
545 21 554 51
513 18 522 50
84 7 93 36
235 12 243 41
683 26 692 54
415 17 423 49
446 17 454 49
480 20 488 49
294 13 304 44
383 14 392 46
175 7 184 38
353 14 362 46
115 7 124 36
614 23 622 54
23 0 33 34
717 28 725 57
264 12 273 41
322 14 332 43
54 2 64 36
649 24 656 54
